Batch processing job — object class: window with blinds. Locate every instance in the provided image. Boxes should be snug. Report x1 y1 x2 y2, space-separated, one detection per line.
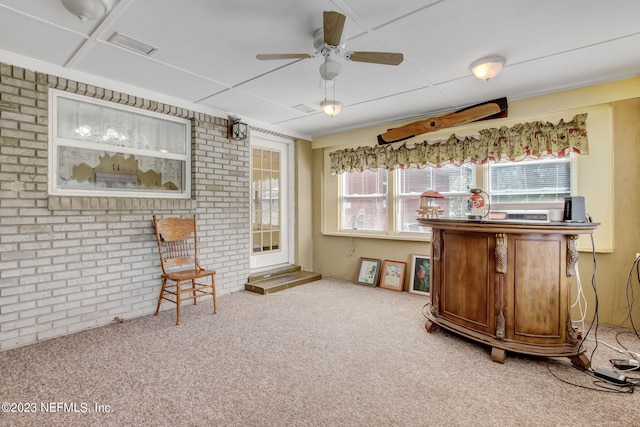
334 154 576 237
487 154 575 206
396 164 474 233
340 169 388 231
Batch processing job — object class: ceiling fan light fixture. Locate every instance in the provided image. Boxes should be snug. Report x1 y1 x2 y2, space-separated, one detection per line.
60 0 113 22
470 56 506 81
321 100 342 116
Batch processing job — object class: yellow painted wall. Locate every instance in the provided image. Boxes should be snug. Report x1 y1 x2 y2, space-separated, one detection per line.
311 78 640 326
584 97 640 326
295 138 314 271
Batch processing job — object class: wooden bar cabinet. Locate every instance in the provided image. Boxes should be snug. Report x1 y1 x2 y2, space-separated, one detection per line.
416 218 598 368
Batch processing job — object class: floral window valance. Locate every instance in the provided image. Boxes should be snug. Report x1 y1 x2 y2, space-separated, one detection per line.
329 113 589 174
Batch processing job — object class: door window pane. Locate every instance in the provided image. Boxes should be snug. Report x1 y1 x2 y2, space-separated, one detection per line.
252 148 281 253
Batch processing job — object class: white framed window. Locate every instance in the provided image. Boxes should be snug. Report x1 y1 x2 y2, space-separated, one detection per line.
396 164 474 233
340 169 387 232
48 90 191 199
485 154 576 210
335 155 576 238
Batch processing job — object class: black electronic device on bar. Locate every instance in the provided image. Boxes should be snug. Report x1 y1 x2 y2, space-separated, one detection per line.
563 196 586 222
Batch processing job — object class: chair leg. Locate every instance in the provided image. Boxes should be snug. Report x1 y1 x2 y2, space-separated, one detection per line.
211 274 217 314
175 280 181 326
155 277 167 316
192 278 197 305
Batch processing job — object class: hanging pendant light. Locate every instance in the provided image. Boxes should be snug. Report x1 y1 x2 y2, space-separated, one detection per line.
320 54 342 116
321 99 343 116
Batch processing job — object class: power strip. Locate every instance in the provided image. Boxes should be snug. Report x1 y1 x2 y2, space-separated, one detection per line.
594 367 629 385
610 359 640 370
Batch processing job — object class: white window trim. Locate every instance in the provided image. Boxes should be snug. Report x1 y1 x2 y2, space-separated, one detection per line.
331 156 577 242
48 89 192 199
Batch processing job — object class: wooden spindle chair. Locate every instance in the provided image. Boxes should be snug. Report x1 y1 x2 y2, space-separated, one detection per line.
153 215 217 325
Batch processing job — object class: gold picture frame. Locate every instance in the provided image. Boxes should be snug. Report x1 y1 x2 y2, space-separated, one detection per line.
380 260 406 291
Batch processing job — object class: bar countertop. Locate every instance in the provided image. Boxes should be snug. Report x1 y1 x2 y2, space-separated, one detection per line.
416 217 599 234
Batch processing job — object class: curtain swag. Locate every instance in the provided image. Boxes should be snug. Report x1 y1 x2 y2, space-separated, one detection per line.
329 113 589 174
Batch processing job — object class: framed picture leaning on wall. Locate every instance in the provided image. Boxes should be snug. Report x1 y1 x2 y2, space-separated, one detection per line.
380 260 406 291
355 257 382 287
409 254 431 295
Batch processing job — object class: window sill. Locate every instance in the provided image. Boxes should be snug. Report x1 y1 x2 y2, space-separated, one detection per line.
47 195 197 211
321 230 432 243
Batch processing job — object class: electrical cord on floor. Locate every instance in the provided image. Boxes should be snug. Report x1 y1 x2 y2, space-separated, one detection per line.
614 331 640 360
623 255 640 340
546 359 635 393
556 238 640 393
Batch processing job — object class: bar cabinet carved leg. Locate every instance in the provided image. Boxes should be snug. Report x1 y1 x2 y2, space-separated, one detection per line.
566 235 579 277
425 319 438 333
570 354 591 370
491 347 506 364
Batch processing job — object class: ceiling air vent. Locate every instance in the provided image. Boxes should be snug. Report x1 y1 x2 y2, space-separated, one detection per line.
292 104 319 114
108 32 158 56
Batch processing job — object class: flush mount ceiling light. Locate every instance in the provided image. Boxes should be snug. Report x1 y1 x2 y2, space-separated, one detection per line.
470 56 506 81
60 0 113 22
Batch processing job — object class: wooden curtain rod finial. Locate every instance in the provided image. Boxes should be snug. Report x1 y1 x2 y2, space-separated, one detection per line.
377 100 506 145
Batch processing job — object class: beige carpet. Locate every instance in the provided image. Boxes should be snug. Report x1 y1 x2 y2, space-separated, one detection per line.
1 277 639 426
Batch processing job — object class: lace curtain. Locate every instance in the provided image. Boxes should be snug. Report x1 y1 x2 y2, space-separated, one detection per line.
329 113 589 174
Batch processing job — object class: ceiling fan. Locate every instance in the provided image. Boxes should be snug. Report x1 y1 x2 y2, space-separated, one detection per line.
256 11 404 83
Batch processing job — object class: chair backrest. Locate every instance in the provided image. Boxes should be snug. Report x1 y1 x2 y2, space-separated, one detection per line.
153 215 200 273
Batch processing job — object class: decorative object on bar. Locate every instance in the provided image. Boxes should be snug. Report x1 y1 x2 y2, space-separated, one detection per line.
417 190 444 219
467 188 490 220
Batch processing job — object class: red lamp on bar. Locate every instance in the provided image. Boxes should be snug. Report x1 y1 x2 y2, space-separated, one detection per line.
467 188 490 220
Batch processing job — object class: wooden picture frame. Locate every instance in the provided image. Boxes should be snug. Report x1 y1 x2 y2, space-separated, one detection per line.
380 260 406 291
355 257 382 287
409 254 431 295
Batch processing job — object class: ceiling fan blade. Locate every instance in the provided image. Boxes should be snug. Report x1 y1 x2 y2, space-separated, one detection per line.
256 53 312 60
346 51 404 66
377 102 503 145
324 11 346 46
